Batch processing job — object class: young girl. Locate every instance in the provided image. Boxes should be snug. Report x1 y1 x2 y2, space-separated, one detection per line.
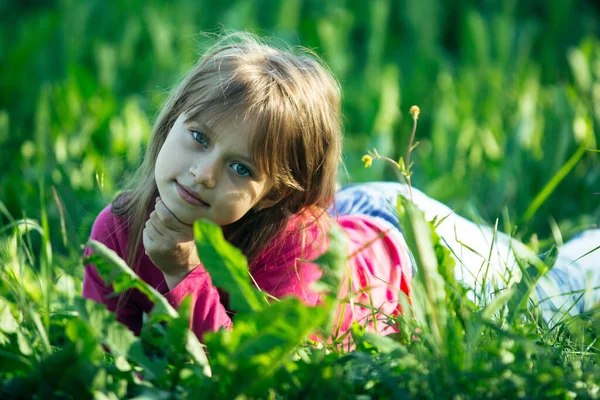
83 33 413 341
84 33 599 343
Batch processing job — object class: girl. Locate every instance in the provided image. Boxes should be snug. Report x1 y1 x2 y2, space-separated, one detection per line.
83 33 413 341
84 33 599 343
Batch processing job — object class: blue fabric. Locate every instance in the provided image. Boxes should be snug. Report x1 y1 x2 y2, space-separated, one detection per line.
329 183 403 232
328 183 416 275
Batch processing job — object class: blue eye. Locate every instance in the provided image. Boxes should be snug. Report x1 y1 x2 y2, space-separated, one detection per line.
191 130 209 148
231 163 251 177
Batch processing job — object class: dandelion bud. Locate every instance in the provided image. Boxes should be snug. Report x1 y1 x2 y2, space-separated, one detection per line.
410 105 420 120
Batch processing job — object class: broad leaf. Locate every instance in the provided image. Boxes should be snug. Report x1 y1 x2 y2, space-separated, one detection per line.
193 220 264 314
0 297 18 334
85 240 178 318
204 297 328 397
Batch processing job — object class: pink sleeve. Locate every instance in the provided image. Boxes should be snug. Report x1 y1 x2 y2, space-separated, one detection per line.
83 206 144 334
84 206 232 341
162 266 233 340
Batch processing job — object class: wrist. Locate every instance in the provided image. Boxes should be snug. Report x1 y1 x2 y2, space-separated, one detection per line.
163 268 194 291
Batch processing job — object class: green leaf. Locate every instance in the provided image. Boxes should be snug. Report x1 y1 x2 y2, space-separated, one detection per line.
397 195 447 346
186 330 212 377
0 297 18 334
310 223 348 298
85 240 178 318
193 219 264 314
129 387 172 400
65 318 103 362
0 349 33 372
310 223 349 334
16 331 32 356
360 332 404 354
74 297 137 357
114 355 131 372
164 295 211 378
174 295 211 377
204 297 329 397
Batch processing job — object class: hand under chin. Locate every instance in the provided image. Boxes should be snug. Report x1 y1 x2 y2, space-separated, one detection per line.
161 197 197 226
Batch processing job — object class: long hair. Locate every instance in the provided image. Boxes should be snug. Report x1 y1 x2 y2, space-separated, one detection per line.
112 32 342 275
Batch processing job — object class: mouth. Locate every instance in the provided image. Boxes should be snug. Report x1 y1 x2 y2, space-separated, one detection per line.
175 182 210 207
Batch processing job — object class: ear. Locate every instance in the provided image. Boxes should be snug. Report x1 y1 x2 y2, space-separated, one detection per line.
254 187 290 212
254 197 280 211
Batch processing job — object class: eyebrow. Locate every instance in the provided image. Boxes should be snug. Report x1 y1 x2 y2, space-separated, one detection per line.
187 119 260 172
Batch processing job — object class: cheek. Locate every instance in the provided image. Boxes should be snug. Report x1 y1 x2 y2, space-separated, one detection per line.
155 138 182 181
154 150 169 183
219 190 257 217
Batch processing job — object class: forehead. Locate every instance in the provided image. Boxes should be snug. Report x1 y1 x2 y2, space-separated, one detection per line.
185 112 255 141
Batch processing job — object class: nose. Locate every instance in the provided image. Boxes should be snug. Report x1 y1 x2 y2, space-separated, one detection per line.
190 157 217 189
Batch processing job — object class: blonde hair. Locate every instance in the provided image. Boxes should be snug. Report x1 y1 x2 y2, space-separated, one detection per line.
113 32 342 273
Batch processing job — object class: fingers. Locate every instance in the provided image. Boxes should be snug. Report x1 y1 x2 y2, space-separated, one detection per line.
144 218 177 252
148 210 167 236
144 197 200 270
143 221 161 255
145 218 163 240
146 197 194 245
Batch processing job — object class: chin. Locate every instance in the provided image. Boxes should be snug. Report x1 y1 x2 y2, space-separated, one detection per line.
173 207 200 226
157 191 194 225
178 214 198 226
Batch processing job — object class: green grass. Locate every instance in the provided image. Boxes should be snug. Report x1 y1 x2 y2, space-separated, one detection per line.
1 193 599 398
1 0 600 398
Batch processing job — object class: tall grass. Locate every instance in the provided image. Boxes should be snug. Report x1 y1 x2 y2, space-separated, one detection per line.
1 1 599 398
1 0 599 243
1 184 599 398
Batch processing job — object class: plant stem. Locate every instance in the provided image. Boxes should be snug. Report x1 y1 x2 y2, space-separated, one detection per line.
404 116 419 202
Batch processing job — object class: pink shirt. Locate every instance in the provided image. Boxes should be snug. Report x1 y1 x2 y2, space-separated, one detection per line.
83 205 412 341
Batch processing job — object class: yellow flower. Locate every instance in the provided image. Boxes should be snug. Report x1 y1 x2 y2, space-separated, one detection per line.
410 105 420 120
361 154 373 168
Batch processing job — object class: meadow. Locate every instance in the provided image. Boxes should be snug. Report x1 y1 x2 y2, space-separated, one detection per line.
1 0 600 398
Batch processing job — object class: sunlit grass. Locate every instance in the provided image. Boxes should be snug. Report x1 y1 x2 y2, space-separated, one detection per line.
1 1 600 398
1 187 599 398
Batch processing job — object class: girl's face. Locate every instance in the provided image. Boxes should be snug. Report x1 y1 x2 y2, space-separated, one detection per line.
154 113 273 226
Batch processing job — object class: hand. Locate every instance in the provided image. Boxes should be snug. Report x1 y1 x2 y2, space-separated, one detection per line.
143 197 200 289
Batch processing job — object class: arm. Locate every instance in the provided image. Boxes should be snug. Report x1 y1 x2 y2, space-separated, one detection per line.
161 264 233 339
146 210 327 341
85 202 233 341
142 197 233 340
83 205 144 335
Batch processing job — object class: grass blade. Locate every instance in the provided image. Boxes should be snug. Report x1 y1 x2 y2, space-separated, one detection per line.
521 146 586 222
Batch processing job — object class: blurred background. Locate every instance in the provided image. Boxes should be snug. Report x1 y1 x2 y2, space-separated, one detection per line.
1 0 599 260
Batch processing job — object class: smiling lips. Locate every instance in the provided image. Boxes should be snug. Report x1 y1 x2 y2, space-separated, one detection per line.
176 182 210 207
